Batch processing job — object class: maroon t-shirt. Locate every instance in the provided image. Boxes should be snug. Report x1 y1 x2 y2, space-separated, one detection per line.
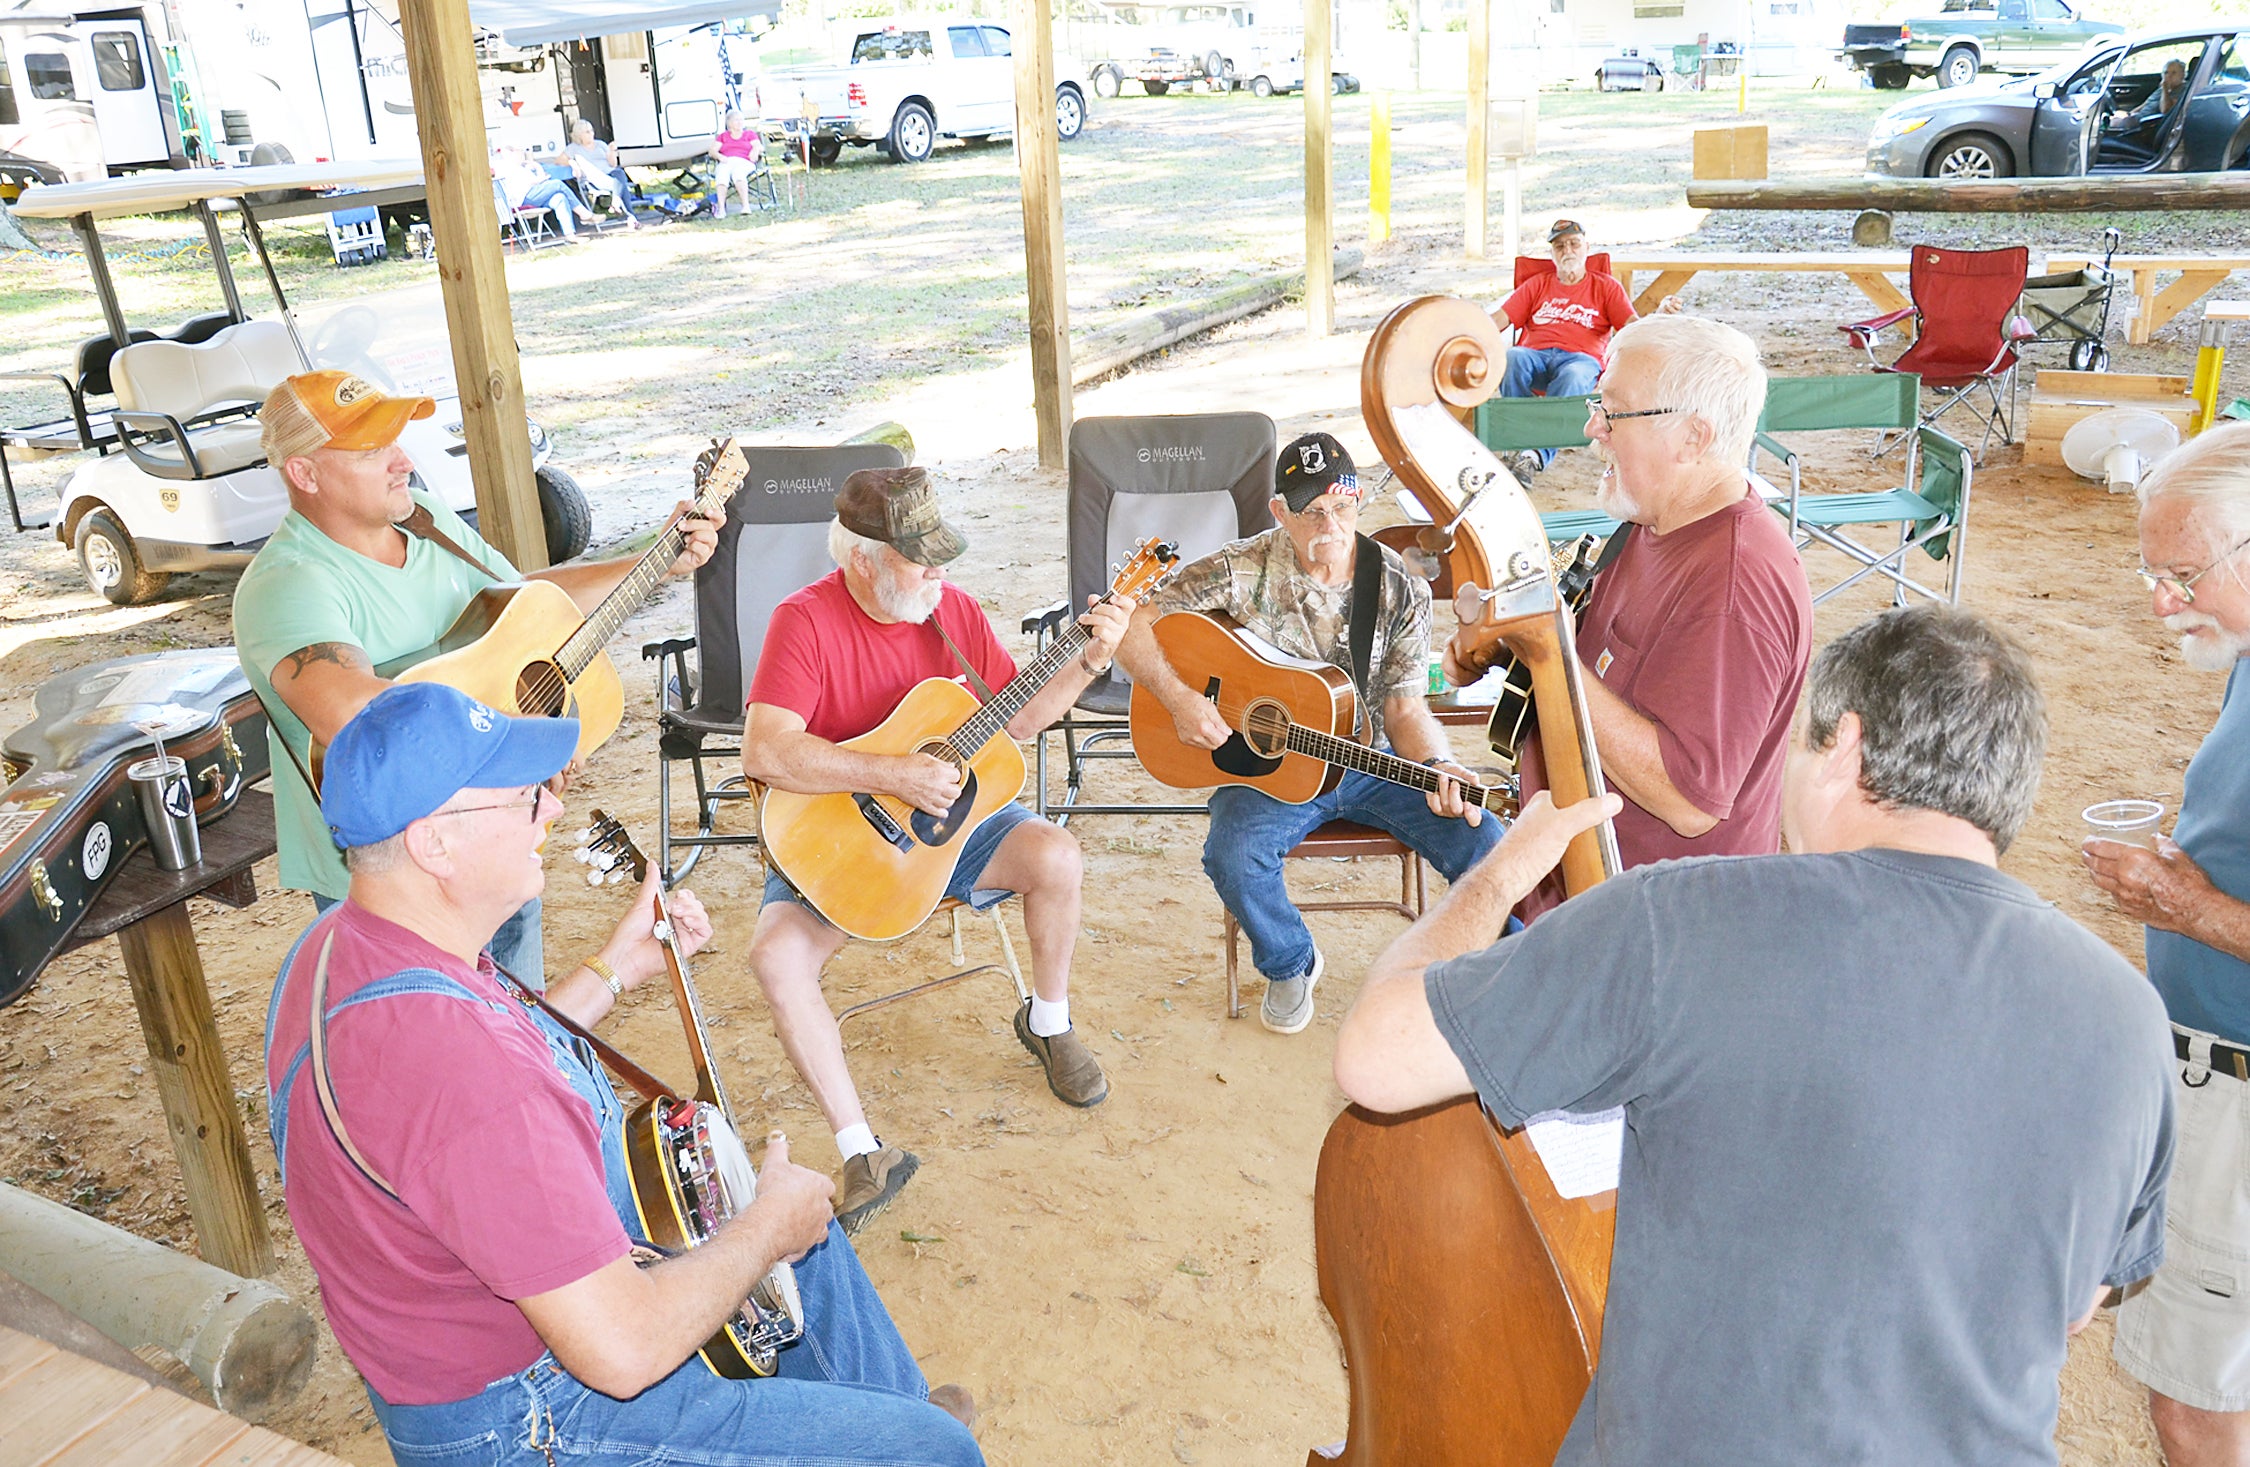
748 572 1016 743
1519 491 1812 921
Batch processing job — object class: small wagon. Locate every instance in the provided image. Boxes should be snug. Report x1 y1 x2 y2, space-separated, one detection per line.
2018 227 2121 372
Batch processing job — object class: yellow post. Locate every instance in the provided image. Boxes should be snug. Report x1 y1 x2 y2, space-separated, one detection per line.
1737 68 1747 114
2191 314 2226 434
1370 91 1391 244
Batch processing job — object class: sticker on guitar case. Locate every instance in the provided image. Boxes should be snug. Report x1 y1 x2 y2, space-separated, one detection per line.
81 822 111 880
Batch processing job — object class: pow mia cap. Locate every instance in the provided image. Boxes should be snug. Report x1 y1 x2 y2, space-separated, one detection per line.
1275 431 1361 514
834 465 967 567
260 370 435 465
1548 218 1586 242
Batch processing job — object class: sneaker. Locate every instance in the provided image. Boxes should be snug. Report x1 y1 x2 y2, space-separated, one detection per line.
834 1145 919 1236
1506 450 1544 488
1260 945 1324 1035
1012 1000 1109 1107
928 1383 979 1434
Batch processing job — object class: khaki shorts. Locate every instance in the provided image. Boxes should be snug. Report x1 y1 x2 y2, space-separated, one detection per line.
2116 1025 2250 1412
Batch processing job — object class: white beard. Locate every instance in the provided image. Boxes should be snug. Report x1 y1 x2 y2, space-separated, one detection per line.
2167 610 2250 673
876 570 945 625
1593 458 1644 524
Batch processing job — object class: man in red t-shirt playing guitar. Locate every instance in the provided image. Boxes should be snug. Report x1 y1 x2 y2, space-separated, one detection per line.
1496 218 1679 487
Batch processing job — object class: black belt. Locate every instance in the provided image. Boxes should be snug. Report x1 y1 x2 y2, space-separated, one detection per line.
2176 1029 2250 1081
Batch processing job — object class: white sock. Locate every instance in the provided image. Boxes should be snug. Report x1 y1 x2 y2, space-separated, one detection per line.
1028 994 1071 1038
834 1124 879 1160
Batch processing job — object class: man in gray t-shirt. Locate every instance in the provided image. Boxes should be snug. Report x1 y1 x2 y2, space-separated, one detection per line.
1334 604 2174 1466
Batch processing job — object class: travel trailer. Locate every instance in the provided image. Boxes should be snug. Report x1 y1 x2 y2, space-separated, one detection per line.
0 2 183 182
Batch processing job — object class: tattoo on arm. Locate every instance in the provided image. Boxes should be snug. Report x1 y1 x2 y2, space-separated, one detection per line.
278 642 372 680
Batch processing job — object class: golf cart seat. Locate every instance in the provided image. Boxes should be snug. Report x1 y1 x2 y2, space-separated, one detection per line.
110 321 302 481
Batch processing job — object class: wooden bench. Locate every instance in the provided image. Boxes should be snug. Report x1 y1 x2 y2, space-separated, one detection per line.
2209 300 2250 327
1609 253 1914 318
2042 255 2250 345
0 1324 346 1466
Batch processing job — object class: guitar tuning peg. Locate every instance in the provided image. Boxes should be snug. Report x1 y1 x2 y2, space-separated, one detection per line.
608 869 628 886
586 870 604 887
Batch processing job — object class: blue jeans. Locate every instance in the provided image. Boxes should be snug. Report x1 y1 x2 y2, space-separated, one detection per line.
310 894 544 990
518 177 585 236
762 801 1039 920
1499 346 1602 469
1205 768 1504 982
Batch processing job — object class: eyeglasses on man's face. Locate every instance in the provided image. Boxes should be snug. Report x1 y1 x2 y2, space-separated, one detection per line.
440 786 550 825
2138 535 2250 605
1585 393 1681 427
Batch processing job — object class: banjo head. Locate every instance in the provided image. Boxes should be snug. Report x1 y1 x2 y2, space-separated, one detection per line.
646 1099 807 1374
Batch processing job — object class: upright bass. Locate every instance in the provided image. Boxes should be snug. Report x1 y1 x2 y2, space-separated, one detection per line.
1308 296 1623 1465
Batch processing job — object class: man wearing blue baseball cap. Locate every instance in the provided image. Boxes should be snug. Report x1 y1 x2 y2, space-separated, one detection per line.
264 684 980 1466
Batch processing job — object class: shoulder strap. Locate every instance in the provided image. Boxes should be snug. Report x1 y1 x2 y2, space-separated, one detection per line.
929 611 996 703
487 958 675 1105
1594 522 1633 573
397 503 503 584
1346 533 1384 721
308 933 405 1202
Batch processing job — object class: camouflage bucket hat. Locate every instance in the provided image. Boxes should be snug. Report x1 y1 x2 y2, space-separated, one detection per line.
834 465 967 567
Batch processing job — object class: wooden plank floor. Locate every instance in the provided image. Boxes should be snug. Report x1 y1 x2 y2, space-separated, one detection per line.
0 1325 346 1466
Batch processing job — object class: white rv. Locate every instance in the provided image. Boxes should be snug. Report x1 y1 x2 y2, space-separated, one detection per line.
0 2 182 182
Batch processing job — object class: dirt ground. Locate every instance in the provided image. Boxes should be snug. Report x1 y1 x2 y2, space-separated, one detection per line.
4 91 2247 1467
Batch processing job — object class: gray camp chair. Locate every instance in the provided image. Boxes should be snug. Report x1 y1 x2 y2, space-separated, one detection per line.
641 442 905 882
1026 412 1277 821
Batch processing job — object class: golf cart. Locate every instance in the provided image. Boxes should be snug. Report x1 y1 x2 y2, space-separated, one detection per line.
6 160 590 604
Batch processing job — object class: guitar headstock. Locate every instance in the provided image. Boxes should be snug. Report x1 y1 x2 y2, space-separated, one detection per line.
575 809 651 888
1109 537 1182 603
692 438 749 516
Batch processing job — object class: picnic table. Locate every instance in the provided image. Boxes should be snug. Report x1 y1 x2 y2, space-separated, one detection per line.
1608 253 1914 319
0 1323 343 1466
2043 254 2250 345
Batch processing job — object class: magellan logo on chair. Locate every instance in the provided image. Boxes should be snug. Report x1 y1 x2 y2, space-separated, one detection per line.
1138 446 1206 463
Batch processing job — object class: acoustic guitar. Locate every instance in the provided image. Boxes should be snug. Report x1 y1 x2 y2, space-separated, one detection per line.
1307 295 1625 1467
1128 609 1513 818
307 439 748 789
575 813 805 1379
759 538 1180 942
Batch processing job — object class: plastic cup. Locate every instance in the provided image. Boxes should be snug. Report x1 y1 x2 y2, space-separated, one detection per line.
2083 799 2165 850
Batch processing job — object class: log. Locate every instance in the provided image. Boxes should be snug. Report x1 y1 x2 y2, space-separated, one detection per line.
1687 173 2250 213
0 1182 316 1422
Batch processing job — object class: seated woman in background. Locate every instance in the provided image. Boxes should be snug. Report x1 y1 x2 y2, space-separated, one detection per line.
494 144 598 239
709 111 765 221
564 120 638 230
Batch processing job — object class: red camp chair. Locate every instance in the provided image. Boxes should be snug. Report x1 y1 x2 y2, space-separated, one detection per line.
1504 254 1619 352
1840 244 2035 463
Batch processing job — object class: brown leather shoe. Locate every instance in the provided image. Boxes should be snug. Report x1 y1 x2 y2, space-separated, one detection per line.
1013 1000 1108 1107
928 1382 978 1434
834 1145 918 1236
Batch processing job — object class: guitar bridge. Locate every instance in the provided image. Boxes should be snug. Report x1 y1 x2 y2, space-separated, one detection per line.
853 793 914 852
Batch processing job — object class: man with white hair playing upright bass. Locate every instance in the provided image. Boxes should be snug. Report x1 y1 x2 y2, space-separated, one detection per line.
1446 314 1814 917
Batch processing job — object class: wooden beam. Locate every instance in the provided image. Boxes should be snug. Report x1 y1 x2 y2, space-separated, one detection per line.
396 0 547 571
1012 0 1072 470
1687 173 2250 213
1465 0 1488 258
1304 0 1333 337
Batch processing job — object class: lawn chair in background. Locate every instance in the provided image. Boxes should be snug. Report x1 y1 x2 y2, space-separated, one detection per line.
641 441 905 883
1026 412 1276 821
1839 244 2035 462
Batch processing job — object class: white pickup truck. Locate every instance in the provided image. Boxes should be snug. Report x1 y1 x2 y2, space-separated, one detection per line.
753 20 1088 164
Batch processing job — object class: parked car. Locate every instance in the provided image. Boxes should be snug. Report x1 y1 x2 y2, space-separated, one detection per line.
1595 50 1668 92
753 20 1087 164
1840 0 2121 90
1237 52 1360 97
1088 2 1263 95
1867 27 2250 178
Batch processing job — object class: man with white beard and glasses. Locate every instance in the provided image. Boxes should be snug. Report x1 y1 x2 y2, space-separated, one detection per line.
2085 423 2250 1466
1443 314 1813 922
742 468 1132 1232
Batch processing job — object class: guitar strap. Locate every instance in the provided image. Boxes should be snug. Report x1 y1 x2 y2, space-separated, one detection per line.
1593 523 1634 574
396 504 505 583
1346 533 1384 741
930 615 996 703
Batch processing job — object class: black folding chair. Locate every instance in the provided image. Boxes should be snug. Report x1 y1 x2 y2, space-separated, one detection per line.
641 441 906 882
1026 412 1277 821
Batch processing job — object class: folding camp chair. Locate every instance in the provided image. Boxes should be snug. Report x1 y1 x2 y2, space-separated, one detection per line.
1760 422 1973 607
640 441 906 883
1840 244 2036 463
1026 412 1277 821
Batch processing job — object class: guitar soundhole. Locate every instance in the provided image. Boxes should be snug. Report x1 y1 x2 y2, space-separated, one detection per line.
516 662 571 717
1241 700 1292 759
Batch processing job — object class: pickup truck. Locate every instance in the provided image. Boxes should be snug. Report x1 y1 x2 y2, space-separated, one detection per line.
753 20 1088 164
1839 0 2121 90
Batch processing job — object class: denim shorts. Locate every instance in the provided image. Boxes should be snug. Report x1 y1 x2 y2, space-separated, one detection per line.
762 801 1040 922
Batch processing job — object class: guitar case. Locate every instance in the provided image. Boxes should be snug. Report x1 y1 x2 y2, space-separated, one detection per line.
0 650 269 1008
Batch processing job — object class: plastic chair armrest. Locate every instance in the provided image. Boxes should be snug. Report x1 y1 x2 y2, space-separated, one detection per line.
1023 599 1071 642
1839 306 1918 348
111 409 201 480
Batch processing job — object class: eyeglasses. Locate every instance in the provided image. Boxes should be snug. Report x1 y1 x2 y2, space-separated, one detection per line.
439 788 549 825
1292 498 1361 525
2137 535 2250 604
1586 394 1681 426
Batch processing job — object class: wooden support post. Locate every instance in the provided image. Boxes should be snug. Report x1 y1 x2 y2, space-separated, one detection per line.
1465 0 1488 258
1370 91 1391 245
118 903 274 1278
1304 0 1333 337
1013 0 1072 469
1502 158 1520 263
397 0 547 571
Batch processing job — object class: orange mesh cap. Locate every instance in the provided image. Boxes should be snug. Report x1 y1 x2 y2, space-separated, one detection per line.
260 371 435 463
